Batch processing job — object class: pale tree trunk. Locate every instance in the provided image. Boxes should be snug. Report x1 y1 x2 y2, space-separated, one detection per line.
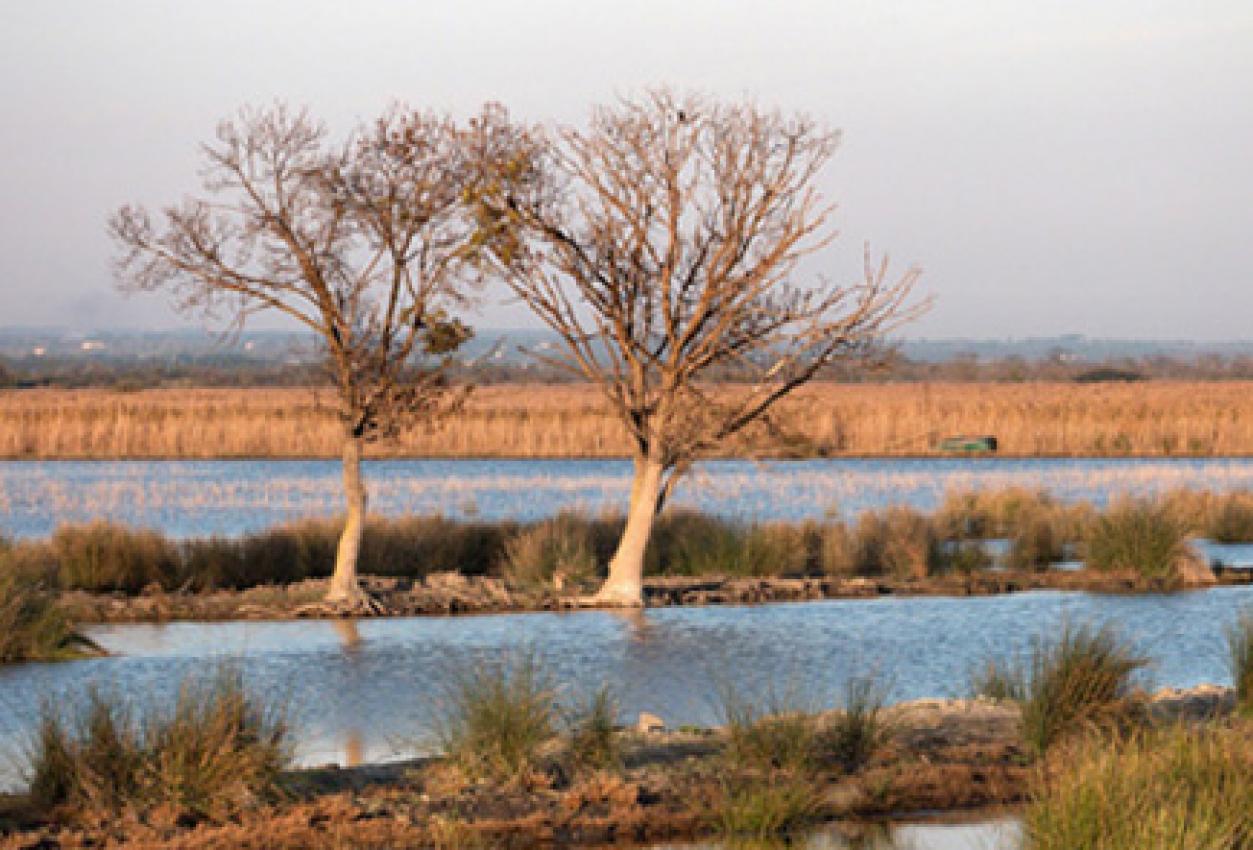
595 455 665 606
327 434 366 603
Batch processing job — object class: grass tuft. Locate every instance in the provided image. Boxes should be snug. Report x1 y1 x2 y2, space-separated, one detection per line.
719 684 823 776
562 685 621 773
1084 498 1192 584
434 650 558 783
500 513 597 590
974 621 1147 756
818 674 889 773
25 666 290 822
1203 491 1253 543
52 521 180 594
0 558 91 664
1227 609 1253 714
1026 724 1253 850
715 777 823 840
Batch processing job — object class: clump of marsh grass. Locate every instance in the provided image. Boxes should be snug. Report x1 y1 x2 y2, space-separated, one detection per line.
434 650 559 783
500 513 597 590
0 563 92 664
718 674 888 777
969 658 1027 703
712 678 830 837
715 777 823 841
1007 510 1069 571
1205 491 1253 543
973 621 1147 756
649 512 811 578
52 521 181 594
717 681 826 776
1083 497 1193 584
1025 724 1253 850
835 507 942 579
26 666 290 822
562 685 621 773
819 674 890 773
1227 609 1253 715
935 540 993 575
936 487 1055 540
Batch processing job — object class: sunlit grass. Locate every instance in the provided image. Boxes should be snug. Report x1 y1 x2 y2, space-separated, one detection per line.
972 620 1147 756
25 666 290 822
1026 723 1253 850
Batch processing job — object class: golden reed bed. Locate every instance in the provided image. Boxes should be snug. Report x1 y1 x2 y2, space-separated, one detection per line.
0 381 1247 459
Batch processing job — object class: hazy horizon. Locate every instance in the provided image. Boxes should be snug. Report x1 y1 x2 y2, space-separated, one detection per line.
2 1 1250 340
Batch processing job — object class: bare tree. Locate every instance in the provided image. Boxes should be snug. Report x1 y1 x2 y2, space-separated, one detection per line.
111 104 482 609
488 91 924 606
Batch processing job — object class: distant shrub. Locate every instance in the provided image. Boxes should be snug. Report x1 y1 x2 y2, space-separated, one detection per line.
500 513 597 589
1007 510 1068 571
936 487 1055 540
1084 498 1192 583
52 522 180 593
819 521 857 576
646 512 812 578
1205 491 1253 543
649 511 744 577
362 516 513 579
849 507 942 579
179 536 250 591
935 540 993 575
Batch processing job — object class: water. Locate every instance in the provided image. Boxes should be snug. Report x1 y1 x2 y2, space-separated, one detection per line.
2 586 1249 789
5 456 1253 538
654 818 1021 849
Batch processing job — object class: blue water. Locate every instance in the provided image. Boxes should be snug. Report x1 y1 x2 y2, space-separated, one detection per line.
2 586 1249 787
658 819 1021 849
5 456 1253 538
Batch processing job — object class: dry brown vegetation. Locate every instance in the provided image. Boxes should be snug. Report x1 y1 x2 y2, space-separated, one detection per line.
2 380 1252 459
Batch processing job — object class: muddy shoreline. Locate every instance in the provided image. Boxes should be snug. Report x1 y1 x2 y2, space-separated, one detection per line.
55 568 1253 625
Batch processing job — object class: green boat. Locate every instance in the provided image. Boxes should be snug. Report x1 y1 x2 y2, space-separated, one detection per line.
937 435 998 454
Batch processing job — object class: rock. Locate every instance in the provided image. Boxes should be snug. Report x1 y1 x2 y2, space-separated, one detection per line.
636 712 665 734
1148 684 1235 720
424 571 472 591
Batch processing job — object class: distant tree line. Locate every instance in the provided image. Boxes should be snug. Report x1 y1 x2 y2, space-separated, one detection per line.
6 350 1253 391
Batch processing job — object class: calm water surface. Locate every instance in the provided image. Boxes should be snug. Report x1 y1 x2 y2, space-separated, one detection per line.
6 456 1253 538
654 818 1021 850
2 587 1249 790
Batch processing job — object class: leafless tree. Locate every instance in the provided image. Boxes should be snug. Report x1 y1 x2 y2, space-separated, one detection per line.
111 104 484 609
488 90 925 606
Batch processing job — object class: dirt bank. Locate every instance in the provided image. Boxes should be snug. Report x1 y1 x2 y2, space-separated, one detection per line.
55 568 1253 625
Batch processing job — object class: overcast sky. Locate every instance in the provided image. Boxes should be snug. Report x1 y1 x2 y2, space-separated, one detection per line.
1 1 1250 339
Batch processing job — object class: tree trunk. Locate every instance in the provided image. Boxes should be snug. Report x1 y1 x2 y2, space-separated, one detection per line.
595 455 665 607
327 434 366 603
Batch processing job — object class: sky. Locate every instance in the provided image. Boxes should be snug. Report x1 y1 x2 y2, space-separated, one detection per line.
0 1 1250 340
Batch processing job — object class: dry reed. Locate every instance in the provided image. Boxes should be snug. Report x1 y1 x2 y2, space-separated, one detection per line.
2 380 1252 458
